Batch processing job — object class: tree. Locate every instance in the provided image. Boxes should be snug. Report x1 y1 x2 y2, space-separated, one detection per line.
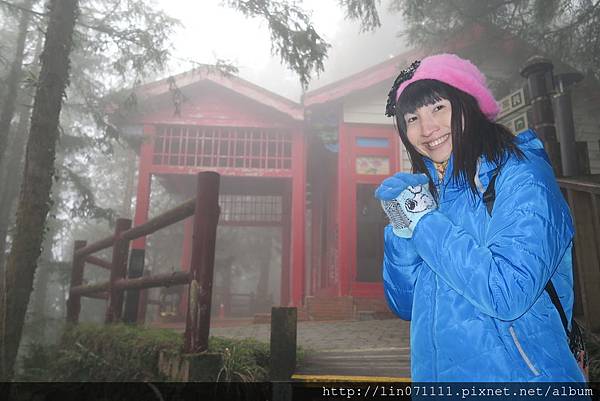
0 0 79 380
381 0 600 80
0 0 35 167
225 0 331 88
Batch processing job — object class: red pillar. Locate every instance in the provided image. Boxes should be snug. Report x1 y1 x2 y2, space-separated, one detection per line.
132 125 154 251
309 150 324 295
290 127 306 306
280 188 291 306
128 125 153 323
337 122 351 296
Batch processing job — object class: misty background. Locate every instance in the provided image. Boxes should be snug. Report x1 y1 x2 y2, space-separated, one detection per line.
2 0 600 380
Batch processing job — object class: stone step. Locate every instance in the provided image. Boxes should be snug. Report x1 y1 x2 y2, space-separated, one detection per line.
295 348 410 378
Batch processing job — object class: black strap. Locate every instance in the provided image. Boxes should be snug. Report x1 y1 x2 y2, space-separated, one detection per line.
483 167 570 336
483 168 500 216
545 280 570 336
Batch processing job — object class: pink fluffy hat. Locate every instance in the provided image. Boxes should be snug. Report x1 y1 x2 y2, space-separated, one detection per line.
386 53 500 121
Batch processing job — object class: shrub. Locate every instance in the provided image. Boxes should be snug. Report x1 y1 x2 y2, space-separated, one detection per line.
19 324 271 382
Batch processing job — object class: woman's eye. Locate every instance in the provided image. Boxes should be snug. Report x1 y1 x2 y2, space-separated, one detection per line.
405 116 417 124
433 104 445 112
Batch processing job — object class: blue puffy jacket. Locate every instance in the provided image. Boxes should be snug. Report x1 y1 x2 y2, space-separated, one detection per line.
383 130 585 381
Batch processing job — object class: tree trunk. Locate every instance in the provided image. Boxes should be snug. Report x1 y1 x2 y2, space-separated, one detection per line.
0 104 31 273
0 32 43 273
0 0 35 167
0 0 79 380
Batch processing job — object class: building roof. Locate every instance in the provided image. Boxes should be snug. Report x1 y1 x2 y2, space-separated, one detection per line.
128 66 304 121
303 48 425 108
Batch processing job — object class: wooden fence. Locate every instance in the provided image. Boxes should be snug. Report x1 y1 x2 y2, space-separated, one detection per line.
558 174 600 334
66 172 220 353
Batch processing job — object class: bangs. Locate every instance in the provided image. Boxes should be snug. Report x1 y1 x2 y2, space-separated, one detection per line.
397 79 451 117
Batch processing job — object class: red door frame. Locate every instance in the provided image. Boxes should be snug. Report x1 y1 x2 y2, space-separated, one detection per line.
338 122 400 298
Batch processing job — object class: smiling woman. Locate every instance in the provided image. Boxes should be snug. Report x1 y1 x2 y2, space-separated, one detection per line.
374 54 586 382
402 97 452 164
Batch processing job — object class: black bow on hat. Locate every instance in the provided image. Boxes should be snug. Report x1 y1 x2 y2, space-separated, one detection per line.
385 60 421 117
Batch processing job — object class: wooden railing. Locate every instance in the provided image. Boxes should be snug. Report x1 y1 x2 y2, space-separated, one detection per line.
66 172 220 353
558 174 600 334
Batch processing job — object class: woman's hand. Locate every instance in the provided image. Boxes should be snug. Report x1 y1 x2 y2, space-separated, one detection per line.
375 173 437 238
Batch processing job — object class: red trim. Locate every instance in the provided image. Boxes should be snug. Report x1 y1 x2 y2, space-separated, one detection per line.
148 165 293 178
132 126 155 250
140 117 294 129
339 123 400 298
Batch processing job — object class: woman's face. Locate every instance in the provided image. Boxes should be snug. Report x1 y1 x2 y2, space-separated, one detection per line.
403 98 453 163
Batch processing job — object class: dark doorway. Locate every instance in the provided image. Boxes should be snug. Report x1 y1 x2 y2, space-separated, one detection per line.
356 184 386 282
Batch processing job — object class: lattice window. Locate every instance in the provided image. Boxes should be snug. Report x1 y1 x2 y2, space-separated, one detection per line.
153 125 292 170
219 194 282 224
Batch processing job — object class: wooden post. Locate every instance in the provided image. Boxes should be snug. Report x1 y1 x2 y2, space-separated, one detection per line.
66 240 87 324
184 172 220 353
178 217 194 318
136 273 149 324
105 218 132 323
270 306 297 380
123 248 144 324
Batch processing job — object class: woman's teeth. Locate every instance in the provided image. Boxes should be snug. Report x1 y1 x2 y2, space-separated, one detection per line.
426 134 449 149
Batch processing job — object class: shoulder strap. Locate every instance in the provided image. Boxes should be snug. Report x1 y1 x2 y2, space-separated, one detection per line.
545 280 570 336
483 168 500 216
483 166 570 335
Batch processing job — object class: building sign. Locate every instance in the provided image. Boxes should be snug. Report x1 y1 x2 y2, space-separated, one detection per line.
356 156 390 175
497 88 531 134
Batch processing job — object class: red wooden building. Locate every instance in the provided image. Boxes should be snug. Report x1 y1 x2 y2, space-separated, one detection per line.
113 68 308 317
112 56 418 320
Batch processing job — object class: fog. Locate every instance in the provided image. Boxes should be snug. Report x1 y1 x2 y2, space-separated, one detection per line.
2 0 600 382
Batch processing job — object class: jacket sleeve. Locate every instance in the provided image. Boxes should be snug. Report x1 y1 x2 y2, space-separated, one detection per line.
412 163 574 321
382 224 422 320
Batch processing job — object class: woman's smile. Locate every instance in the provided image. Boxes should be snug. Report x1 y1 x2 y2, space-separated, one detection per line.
425 133 451 149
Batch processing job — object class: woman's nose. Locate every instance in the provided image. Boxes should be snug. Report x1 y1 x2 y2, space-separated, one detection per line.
420 113 440 136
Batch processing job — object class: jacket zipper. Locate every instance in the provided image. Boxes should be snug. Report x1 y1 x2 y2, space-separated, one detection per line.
509 326 540 376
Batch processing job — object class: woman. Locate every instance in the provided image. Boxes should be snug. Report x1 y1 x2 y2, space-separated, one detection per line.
375 53 585 382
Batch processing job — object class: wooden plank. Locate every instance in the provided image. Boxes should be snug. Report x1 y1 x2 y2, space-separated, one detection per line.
569 190 600 333
122 198 195 241
84 255 111 270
